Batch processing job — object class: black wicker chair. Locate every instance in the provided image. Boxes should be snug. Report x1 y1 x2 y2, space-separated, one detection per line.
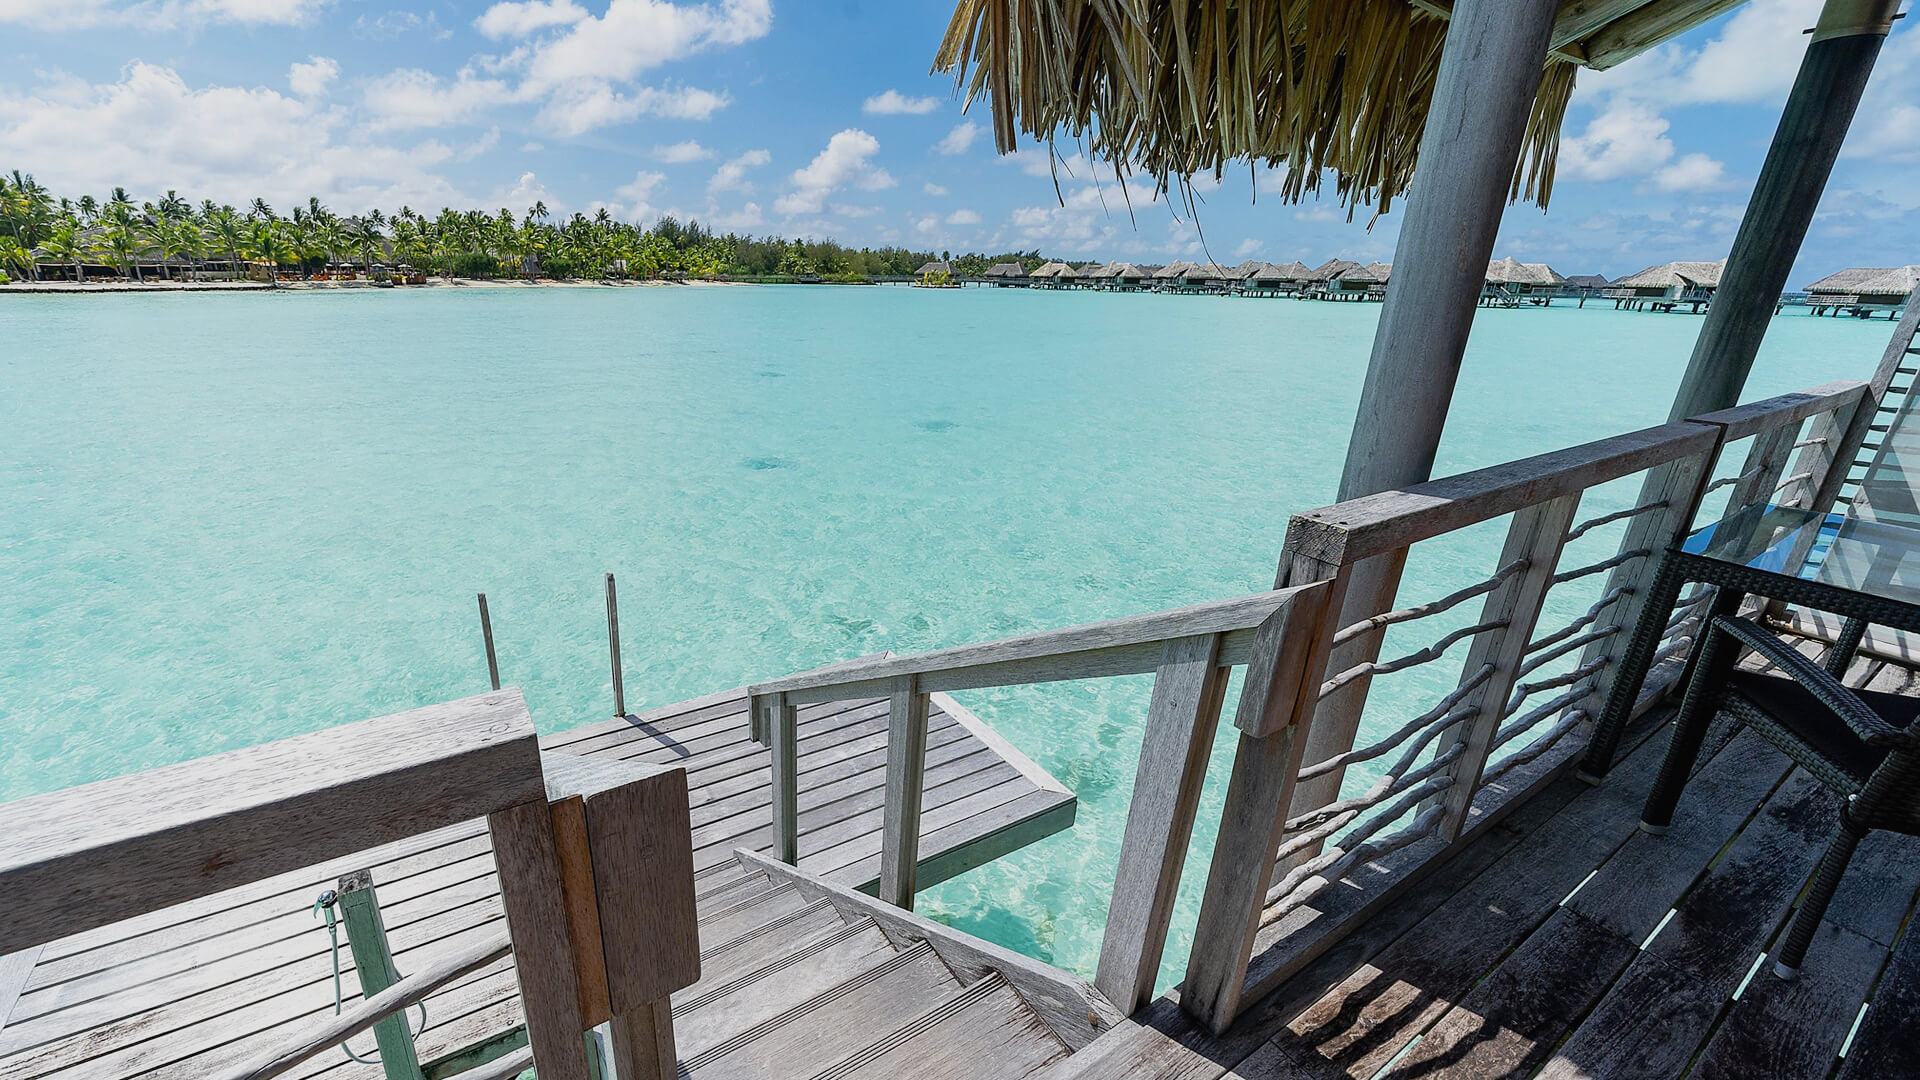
1639 613 1920 980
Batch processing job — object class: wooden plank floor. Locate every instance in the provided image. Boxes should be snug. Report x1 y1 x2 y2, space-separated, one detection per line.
0 688 1074 1080
1056 653 1920 1080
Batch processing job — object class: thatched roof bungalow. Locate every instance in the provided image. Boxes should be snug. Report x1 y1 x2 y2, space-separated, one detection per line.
1485 256 1565 293
1086 261 1148 288
1563 273 1611 292
983 261 1029 284
1153 260 1199 281
1307 258 1360 283
914 260 953 278
1806 266 1920 305
1027 261 1072 280
1613 259 1727 298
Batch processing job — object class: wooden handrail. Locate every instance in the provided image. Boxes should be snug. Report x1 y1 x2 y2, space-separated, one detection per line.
0 689 544 954
749 586 1319 704
213 931 513 1080
1688 380 1869 442
1282 421 1720 567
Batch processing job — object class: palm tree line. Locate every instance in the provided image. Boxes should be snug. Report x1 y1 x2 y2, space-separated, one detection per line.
0 171 1035 285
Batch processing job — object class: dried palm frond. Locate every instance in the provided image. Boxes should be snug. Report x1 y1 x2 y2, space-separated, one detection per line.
935 0 1579 216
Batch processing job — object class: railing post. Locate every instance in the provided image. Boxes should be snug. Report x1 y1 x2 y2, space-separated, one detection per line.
605 574 625 719
1719 425 1799 524
1095 633 1229 1015
878 675 930 909
753 692 800 864
1430 494 1581 841
478 593 501 691
1281 546 1390 852
1574 445 1720 780
335 871 425 1080
1183 583 1331 1033
488 799 593 1080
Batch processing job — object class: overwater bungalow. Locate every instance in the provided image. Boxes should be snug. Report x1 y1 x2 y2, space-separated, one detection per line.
1482 255 1566 306
1087 260 1148 290
1608 258 1728 312
1242 260 1314 296
1322 260 1392 301
1026 260 1072 287
8 1 1919 1079
983 260 1030 286
1150 260 1198 291
1805 265 1920 317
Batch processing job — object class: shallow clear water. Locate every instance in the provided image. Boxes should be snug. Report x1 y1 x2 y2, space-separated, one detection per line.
0 284 1888 988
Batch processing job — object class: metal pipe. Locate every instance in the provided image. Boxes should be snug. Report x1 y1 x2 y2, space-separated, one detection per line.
605 573 625 718
477 593 501 691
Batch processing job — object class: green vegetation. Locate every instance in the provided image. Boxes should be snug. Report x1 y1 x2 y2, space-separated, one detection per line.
0 171 1065 284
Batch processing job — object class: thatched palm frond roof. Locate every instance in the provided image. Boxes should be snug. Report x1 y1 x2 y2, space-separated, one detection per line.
1615 259 1728 289
1309 258 1360 281
1805 266 1920 295
916 260 953 276
934 1 1748 216
984 261 1029 277
1028 260 1073 278
1486 255 1565 285
1856 267 1920 297
1153 260 1199 279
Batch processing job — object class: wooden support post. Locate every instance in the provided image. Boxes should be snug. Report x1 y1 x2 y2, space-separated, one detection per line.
878 675 931 909
1183 585 1331 1033
1665 0 1902 421
1284 550 1399 834
335 871 425 1080
1094 633 1229 1015
487 800 592 1080
1720 426 1799 523
604 574 625 718
1336 0 1560 503
1432 494 1581 841
478 593 500 691
757 692 800 864
607 1001 676 1080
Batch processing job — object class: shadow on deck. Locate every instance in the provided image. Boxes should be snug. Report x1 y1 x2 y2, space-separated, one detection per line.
1057 653 1920 1080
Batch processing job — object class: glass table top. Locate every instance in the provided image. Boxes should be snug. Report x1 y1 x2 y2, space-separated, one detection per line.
1680 503 1920 609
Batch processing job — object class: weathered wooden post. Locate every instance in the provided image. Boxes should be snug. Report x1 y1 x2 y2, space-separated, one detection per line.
478 592 501 691
1288 0 1561 826
1665 0 1903 420
604 573 625 718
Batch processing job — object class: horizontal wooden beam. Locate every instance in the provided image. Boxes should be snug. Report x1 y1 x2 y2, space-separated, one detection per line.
1583 0 1748 69
1285 422 1720 567
749 586 1321 703
1687 380 1869 442
0 689 545 955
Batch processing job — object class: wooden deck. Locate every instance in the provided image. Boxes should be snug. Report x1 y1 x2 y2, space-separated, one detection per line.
1055 653 1920 1080
0 687 1074 1080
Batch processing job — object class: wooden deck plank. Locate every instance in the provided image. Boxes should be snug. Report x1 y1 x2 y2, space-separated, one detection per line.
1833 918 1920 1080
0 686 1074 1080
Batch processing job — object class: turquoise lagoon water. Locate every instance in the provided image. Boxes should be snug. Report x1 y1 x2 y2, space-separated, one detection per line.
0 285 1889 989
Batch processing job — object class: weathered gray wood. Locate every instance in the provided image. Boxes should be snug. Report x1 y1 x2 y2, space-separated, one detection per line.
478 593 500 691
0 950 38 1035
674 922 895 1057
605 999 675 1080
1181 582 1333 1031
1434 493 1582 839
1584 0 1747 68
605 573 626 718
1834 915 1920 1079
749 587 1316 701
878 677 930 909
210 931 511 1080
487 799 592 1080
811 974 1068 1080
1720 425 1799 524
1334 0 1558 509
1284 551 1400 842
1095 634 1230 1014
737 848 1123 1052
569 761 700 1011
0 689 542 955
1689 382 1872 443
1691 921 1887 1080
761 693 799 864
1297 423 1719 567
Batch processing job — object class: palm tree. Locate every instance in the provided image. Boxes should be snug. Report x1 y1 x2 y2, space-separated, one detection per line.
40 221 91 282
0 235 31 282
207 207 246 278
162 221 206 281
244 221 294 286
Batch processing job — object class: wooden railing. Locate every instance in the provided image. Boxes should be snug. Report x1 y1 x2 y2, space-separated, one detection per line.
742 379 1876 1037
0 690 700 1080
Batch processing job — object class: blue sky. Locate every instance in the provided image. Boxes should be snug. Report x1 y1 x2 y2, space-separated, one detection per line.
1 0 1916 281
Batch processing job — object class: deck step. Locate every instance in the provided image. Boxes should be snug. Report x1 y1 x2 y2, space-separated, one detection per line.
697 870 776 917
692 899 852 991
805 972 1070 1080
682 940 963 1078
700 883 811 944
675 918 897 1059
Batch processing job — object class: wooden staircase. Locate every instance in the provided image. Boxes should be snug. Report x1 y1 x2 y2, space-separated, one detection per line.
673 851 1109 1079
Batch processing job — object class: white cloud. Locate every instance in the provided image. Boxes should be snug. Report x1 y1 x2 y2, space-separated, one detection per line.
776 129 893 215
708 201 763 231
475 0 588 38
832 204 882 218
1843 24 1920 162
498 170 559 213
863 89 940 115
522 141 545 152
361 69 516 132
535 82 729 135
353 9 449 39
1654 152 1731 192
923 182 948 196
1233 237 1261 258
1558 101 1675 182
459 127 502 161
708 147 769 193
287 56 339 98
934 121 979 156
520 0 772 91
0 62 471 212
0 0 325 30
611 168 666 220
1678 0 1819 106
945 209 981 225
654 139 713 162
